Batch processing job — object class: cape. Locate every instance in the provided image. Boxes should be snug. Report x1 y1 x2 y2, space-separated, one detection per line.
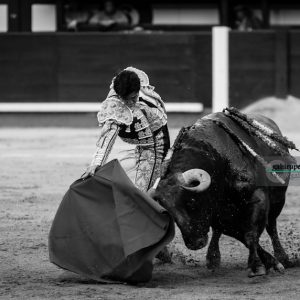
48 159 174 283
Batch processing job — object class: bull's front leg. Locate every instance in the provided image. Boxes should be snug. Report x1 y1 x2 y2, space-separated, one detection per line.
244 189 268 277
266 220 291 267
206 229 221 270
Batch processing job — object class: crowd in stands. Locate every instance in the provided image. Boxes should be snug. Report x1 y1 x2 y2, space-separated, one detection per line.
64 1 262 32
65 0 140 31
233 5 262 31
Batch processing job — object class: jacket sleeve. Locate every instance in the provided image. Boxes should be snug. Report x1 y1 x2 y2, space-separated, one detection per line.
90 120 120 167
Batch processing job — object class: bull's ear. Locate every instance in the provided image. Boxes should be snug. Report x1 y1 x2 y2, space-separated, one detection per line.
181 169 211 193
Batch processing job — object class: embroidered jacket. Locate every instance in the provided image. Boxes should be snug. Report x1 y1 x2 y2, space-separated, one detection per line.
91 94 167 167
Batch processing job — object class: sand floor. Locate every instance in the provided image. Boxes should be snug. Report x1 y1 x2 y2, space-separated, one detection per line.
1 101 300 299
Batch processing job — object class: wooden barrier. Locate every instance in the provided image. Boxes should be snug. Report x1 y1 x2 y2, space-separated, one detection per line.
290 30 300 99
229 30 298 108
0 34 57 101
0 32 211 107
1 30 300 110
230 31 276 108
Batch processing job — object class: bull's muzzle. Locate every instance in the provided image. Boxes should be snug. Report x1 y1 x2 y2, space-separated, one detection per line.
185 234 209 250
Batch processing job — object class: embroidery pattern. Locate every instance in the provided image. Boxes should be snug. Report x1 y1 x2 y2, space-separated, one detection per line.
120 137 154 146
91 121 119 166
139 102 167 133
92 66 170 191
97 97 133 126
134 129 168 192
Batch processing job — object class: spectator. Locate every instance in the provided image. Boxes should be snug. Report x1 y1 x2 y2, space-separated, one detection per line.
64 4 89 30
234 5 262 31
120 4 140 27
88 0 129 29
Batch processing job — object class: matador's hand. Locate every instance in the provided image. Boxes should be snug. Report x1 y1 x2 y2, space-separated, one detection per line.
81 165 98 180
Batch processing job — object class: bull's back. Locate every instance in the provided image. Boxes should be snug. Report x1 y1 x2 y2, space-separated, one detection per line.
199 112 285 158
190 111 293 189
247 113 282 135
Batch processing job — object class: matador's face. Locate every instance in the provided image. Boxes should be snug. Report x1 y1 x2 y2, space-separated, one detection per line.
123 92 139 108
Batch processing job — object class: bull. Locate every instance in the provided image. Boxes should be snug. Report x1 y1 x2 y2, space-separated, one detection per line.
151 108 296 277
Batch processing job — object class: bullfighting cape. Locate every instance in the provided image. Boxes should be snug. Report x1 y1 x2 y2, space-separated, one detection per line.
48 159 174 283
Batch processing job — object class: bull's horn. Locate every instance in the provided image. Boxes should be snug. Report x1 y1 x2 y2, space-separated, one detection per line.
181 169 211 193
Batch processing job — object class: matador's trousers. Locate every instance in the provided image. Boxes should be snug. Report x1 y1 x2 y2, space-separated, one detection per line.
134 125 170 192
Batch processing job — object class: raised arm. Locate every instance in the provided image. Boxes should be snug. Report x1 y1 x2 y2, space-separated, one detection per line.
82 96 132 179
82 120 119 179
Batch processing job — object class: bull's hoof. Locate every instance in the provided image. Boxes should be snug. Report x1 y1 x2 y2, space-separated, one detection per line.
274 252 292 268
206 256 221 270
278 257 293 268
155 247 173 264
274 262 285 273
247 265 267 278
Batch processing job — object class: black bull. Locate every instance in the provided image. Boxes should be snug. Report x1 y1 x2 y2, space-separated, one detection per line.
151 112 295 277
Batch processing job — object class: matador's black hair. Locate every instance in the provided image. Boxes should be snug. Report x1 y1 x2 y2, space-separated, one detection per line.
113 70 140 99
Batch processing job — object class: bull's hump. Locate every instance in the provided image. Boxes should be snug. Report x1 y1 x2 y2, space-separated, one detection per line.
194 112 264 157
198 112 223 123
202 111 280 135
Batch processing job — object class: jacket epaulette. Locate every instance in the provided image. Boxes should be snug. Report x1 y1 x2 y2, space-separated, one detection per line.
97 97 133 126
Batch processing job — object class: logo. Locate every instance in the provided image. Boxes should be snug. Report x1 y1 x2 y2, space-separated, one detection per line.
265 158 300 185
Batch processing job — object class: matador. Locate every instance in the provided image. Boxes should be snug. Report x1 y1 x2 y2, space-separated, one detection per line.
83 67 170 192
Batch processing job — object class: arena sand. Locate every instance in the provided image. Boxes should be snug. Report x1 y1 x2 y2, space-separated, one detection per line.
0 98 300 299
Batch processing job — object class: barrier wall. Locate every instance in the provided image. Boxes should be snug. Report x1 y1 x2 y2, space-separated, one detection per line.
290 31 300 98
0 32 212 107
229 30 293 108
230 31 276 108
0 30 299 108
